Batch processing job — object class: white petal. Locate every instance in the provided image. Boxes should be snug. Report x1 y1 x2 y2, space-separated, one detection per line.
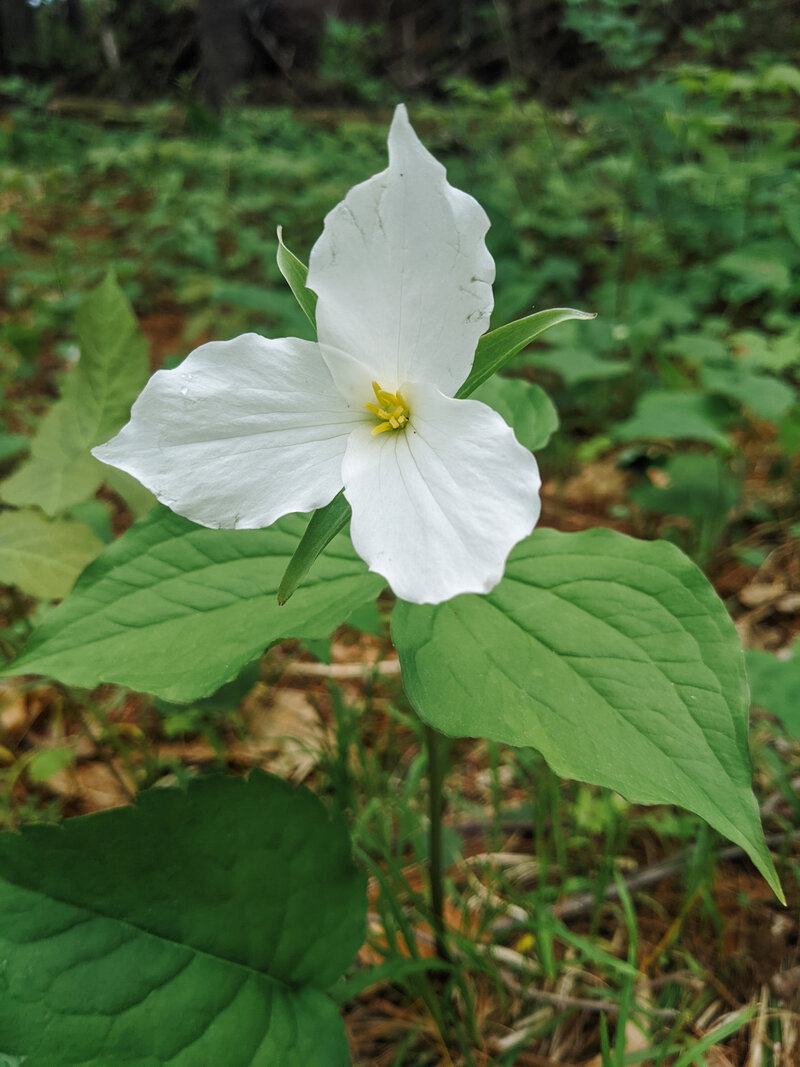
308 103 495 399
342 383 541 604
92 334 364 529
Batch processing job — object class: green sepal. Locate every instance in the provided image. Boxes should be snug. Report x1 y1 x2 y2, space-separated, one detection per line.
278 490 354 605
276 226 317 330
456 307 596 398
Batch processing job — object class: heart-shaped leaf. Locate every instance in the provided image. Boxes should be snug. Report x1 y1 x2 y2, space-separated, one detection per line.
4 506 384 702
393 527 782 900
613 391 732 449
472 375 559 452
0 771 365 1065
0 510 103 599
1 273 149 516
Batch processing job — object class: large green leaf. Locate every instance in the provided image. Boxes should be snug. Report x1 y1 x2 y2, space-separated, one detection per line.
700 364 797 422
103 466 156 519
746 642 800 737
613 391 732 449
4 506 384 701
527 346 630 386
472 375 559 452
717 249 791 301
628 454 739 522
1 273 149 515
0 510 103 599
393 528 782 899
0 771 365 1066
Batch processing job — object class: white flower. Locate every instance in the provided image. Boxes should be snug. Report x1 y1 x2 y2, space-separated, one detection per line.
93 105 541 605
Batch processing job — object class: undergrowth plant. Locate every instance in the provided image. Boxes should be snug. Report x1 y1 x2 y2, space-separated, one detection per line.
0 105 785 1065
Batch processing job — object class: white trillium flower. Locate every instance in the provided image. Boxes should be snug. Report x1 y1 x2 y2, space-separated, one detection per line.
93 105 542 605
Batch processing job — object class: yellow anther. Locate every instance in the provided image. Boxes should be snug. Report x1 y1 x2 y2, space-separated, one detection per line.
365 381 410 436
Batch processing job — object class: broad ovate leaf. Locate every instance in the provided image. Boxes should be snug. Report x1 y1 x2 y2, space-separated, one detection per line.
0 510 103 599
527 346 629 386
700 364 796 422
746 642 800 738
1 273 149 515
0 771 365 1066
472 375 559 452
613 390 732 449
393 527 782 900
4 506 384 702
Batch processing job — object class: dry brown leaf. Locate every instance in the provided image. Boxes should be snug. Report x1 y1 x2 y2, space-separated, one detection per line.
776 1007 799 1065
236 684 327 779
156 738 219 764
46 760 134 813
771 965 800 1002
0 682 50 738
739 581 787 608
704 1047 736 1067
581 985 654 1066
562 459 629 505
0 686 31 736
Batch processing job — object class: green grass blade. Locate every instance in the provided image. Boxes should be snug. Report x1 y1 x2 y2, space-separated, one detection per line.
672 1005 756 1067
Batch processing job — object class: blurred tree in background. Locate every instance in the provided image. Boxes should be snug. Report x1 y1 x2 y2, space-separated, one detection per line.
1 0 798 107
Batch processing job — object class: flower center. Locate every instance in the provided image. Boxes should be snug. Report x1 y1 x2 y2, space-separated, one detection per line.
365 381 410 436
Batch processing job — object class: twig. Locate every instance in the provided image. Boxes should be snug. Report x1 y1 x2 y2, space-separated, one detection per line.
56 684 136 805
759 779 800 816
284 659 400 678
74 717 136 804
555 831 798 922
480 944 679 1020
472 829 799 941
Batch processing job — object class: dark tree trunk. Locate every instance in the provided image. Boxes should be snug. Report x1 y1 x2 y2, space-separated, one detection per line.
65 0 86 35
197 0 254 110
0 0 37 74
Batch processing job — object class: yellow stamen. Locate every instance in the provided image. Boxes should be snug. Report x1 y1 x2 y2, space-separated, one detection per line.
365 381 410 436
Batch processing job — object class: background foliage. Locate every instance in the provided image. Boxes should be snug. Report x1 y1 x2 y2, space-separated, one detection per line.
0 1 798 1063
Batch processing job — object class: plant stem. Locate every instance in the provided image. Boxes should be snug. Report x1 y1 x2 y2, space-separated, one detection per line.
424 722 449 962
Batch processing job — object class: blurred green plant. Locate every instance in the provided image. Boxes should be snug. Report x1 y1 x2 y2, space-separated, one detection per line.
318 17 387 104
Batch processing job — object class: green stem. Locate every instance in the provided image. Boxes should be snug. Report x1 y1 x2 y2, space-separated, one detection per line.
424 722 449 962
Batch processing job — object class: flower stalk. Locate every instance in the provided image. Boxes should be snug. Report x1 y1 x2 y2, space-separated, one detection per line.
424 722 450 963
